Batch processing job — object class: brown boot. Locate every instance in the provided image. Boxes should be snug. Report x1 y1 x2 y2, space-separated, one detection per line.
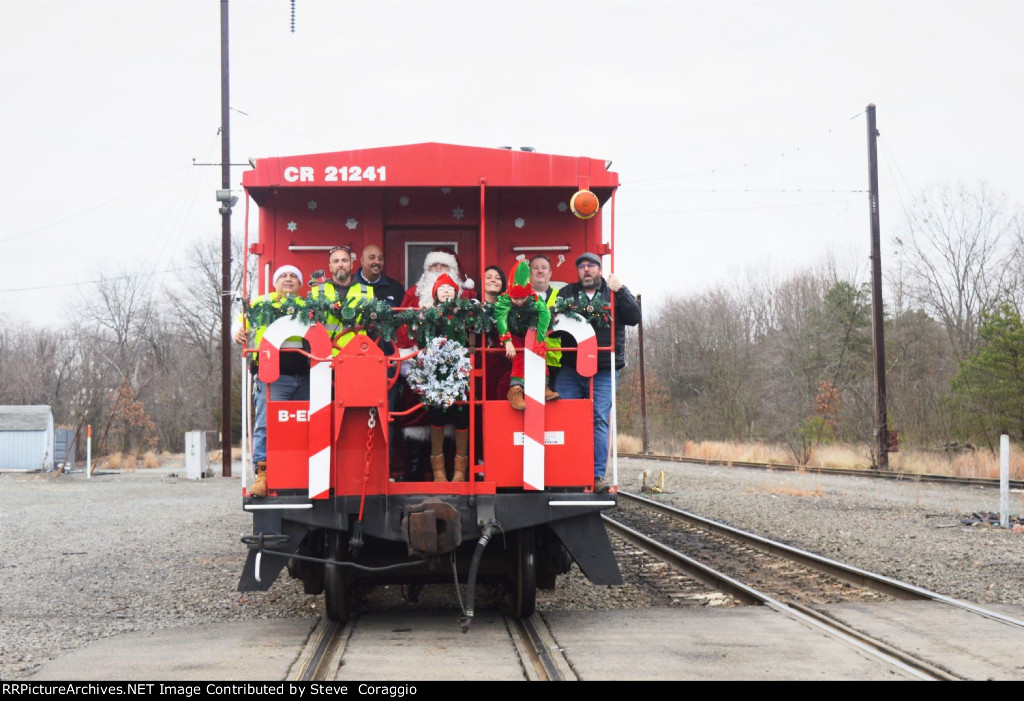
544 386 560 402
508 385 526 410
250 462 268 497
431 453 448 482
452 455 468 482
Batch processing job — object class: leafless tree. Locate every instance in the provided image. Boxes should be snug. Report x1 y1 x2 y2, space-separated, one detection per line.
896 182 1019 361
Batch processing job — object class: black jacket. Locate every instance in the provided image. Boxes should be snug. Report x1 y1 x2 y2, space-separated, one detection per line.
554 279 641 371
354 269 405 308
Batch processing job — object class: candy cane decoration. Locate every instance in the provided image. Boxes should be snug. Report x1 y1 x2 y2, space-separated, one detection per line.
548 314 598 378
522 329 545 491
258 318 333 499
521 316 599 490
524 314 599 490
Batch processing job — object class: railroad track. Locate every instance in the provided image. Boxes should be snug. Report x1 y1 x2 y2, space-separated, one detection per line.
619 452 1024 491
287 612 575 681
607 491 1024 680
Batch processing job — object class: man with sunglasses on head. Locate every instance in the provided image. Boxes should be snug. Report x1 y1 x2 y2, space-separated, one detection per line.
308 245 375 353
550 252 640 494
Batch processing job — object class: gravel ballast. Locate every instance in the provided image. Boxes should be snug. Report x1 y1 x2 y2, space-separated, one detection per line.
1 457 1021 679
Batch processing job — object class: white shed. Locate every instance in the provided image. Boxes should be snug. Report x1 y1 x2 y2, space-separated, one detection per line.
0 405 55 471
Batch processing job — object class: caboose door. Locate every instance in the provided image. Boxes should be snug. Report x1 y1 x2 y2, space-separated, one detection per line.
385 228 478 291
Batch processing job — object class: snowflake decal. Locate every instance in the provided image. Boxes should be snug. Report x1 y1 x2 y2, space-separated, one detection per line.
441 187 452 195
453 207 465 220
345 218 358 230
307 200 318 211
514 217 525 229
557 202 568 212
399 195 410 207
287 221 298 232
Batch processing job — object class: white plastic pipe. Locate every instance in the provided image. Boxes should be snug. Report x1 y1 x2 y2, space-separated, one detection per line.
241 350 251 492
86 425 92 480
1000 434 1009 529
610 351 617 488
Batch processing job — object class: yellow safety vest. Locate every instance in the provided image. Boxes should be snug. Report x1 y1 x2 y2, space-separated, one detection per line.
238 292 307 361
542 287 562 367
307 282 374 355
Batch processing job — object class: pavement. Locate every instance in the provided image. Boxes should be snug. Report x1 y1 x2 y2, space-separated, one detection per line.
26 602 1024 681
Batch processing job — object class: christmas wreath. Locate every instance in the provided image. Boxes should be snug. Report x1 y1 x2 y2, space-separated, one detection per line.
405 336 472 410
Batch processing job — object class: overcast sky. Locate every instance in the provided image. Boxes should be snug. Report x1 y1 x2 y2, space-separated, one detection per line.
1 0 1021 328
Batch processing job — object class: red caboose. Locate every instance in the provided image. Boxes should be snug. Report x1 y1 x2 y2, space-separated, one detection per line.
237 143 623 624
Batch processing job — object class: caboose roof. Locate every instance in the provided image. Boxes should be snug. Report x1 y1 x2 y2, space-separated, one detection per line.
242 142 618 194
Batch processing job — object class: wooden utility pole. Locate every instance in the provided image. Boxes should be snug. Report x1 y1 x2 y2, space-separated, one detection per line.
219 1 233 477
866 104 889 470
637 295 650 454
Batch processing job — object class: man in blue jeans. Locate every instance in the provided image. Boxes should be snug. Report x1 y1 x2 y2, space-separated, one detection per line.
233 265 310 497
551 252 641 493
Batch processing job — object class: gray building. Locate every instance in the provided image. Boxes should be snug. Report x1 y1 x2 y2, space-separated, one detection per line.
0 405 55 471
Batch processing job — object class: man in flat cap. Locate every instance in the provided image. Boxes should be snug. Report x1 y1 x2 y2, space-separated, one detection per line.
551 252 641 494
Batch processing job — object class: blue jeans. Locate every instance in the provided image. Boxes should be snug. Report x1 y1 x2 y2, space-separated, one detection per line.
252 373 310 467
553 366 615 480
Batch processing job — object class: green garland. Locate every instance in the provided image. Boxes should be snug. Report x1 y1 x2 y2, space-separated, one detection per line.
553 291 612 328
244 294 307 329
244 291 613 347
243 295 495 346
405 299 494 347
502 299 541 335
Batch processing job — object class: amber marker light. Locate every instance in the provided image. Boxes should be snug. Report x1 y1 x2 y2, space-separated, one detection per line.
569 189 600 219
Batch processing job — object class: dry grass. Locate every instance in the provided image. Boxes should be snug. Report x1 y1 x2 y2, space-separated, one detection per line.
100 452 136 472
616 434 1024 480
141 451 161 469
814 444 872 470
616 435 643 454
890 449 1024 480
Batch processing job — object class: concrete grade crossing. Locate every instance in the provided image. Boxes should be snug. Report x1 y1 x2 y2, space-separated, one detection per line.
26 602 1024 681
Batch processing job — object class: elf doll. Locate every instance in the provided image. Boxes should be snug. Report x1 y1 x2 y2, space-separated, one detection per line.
494 260 560 410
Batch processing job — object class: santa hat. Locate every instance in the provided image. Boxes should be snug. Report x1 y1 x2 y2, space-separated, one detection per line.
432 273 458 300
273 264 303 285
507 260 534 299
423 248 475 291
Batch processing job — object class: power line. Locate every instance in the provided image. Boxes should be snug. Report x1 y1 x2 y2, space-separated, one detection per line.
0 167 190 245
625 188 867 194
627 111 864 185
615 198 859 215
0 265 203 294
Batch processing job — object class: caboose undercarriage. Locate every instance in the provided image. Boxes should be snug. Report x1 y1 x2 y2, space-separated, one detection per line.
239 492 621 624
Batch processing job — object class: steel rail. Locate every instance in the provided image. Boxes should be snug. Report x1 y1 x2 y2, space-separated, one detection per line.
289 613 573 681
619 453 1024 490
287 617 353 681
601 515 948 680
507 614 576 681
617 490 1024 630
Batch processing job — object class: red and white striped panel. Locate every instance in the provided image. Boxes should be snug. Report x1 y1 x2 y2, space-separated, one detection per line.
522 329 545 491
257 318 333 499
548 315 598 377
